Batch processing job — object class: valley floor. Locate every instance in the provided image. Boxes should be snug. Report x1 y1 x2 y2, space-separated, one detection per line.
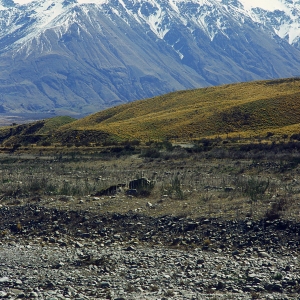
0 149 299 299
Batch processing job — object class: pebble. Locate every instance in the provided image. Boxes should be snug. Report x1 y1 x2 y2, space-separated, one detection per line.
259 251 270 258
0 291 7 297
0 206 299 299
0 277 9 283
0 238 298 300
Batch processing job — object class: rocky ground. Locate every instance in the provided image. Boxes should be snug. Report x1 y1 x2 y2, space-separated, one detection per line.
0 205 299 299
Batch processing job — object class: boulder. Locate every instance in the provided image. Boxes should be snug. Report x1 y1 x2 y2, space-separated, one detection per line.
129 177 151 190
93 185 119 196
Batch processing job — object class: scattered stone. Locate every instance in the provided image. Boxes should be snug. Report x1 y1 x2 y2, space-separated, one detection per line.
100 282 110 289
0 277 9 283
224 186 234 192
124 246 136 251
74 241 84 248
0 291 7 297
0 206 299 299
146 202 153 208
30 291 39 298
258 251 270 258
93 185 119 196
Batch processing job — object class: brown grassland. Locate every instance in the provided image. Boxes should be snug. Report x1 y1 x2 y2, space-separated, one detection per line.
0 144 299 223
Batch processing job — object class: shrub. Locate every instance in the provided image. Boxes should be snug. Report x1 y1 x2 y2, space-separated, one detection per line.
242 176 269 203
290 133 300 141
171 176 185 200
121 139 140 146
265 199 287 220
251 292 261 299
11 143 21 152
41 141 51 146
164 290 175 297
203 238 211 246
141 148 160 158
162 140 174 151
125 283 136 293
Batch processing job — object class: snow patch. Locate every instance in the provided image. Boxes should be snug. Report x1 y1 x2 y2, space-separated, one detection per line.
137 2 170 39
276 21 300 44
15 0 107 3
168 0 179 14
237 0 286 12
7 0 300 48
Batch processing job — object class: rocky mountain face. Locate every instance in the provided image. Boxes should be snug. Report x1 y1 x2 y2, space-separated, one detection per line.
0 0 300 115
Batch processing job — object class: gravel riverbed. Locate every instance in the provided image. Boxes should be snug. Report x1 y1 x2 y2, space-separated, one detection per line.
0 205 299 300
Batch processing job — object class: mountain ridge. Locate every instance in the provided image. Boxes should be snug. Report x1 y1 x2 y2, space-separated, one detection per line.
1 0 300 114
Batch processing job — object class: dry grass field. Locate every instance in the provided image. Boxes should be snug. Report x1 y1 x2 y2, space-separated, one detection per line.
0 143 299 223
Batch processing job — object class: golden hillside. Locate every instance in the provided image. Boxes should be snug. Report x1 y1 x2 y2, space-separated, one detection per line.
0 116 76 146
57 77 300 142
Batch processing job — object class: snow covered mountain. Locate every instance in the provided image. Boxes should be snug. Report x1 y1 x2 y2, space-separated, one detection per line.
0 0 300 115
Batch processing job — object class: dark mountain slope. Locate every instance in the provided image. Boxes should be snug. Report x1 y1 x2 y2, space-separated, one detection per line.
0 0 300 114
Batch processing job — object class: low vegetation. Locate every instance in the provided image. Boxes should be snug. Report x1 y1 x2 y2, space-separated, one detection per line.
0 138 299 222
55 77 300 142
1 78 300 147
0 78 300 223
0 116 76 146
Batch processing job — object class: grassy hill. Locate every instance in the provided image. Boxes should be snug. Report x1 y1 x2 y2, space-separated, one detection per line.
0 116 76 146
1 77 300 146
56 77 300 143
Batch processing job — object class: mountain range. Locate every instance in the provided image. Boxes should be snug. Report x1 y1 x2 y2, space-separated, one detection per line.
1 0 300 115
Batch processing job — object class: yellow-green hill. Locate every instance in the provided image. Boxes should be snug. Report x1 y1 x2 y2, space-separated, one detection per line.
0 116 76 145
57 78 300 142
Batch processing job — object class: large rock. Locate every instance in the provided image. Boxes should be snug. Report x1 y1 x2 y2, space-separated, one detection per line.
129 177 152 190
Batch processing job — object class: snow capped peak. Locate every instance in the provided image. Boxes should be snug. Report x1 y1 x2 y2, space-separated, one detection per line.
2 0 300 51
14 0 108 3
77 0 107 3
2 0 300 115
237 0 300 45
238 0 287 12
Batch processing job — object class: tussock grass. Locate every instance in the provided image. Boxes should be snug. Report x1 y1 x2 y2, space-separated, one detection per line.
0 116 76 146
37 116 76 134
0 148 299 222
57 78 300 142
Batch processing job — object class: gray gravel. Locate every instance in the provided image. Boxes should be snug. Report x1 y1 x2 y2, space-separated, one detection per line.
0 236 299 300
0 205 299 299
